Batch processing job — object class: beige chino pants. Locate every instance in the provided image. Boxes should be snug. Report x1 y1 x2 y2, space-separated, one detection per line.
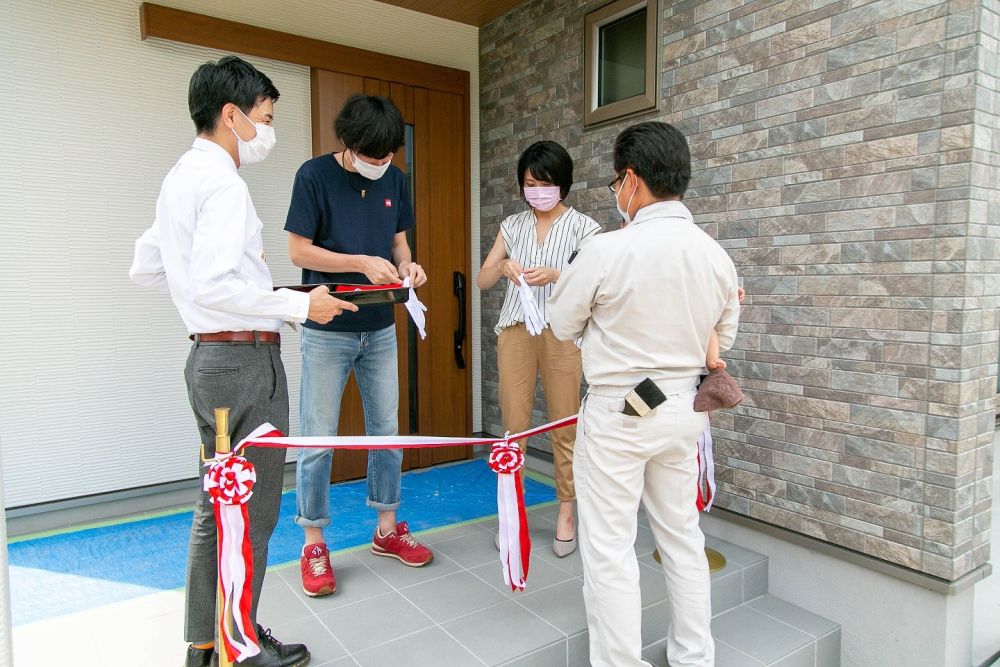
497 323 581 501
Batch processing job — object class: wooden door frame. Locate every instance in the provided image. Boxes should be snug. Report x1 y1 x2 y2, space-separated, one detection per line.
139 3 474 440
139 4 469 95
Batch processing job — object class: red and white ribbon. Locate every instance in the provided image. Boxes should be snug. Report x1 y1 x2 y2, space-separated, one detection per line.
489 442 529 591
233 415 579 454
204 448 261 663
204 412 721 659
234 415 577 593
695 426 716 512
204 419 579 658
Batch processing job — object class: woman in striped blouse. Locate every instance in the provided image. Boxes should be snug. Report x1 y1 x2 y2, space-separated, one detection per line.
477 141 601 557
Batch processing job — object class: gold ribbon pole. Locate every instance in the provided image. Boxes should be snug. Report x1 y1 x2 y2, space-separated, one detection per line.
214 407 235 667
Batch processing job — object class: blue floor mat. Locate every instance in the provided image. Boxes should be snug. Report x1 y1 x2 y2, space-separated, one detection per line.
8 459 556 626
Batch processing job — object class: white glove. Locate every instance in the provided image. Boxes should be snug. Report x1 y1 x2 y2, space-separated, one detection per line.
517 274 547 336
402 277 427 339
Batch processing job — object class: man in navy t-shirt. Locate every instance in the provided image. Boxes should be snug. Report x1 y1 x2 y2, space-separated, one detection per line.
285 94 432 599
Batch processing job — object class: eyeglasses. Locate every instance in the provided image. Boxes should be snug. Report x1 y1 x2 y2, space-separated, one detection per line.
607 175 622 193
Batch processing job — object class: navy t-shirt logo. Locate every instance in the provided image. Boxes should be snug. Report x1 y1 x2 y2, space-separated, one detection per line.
384 198 392 208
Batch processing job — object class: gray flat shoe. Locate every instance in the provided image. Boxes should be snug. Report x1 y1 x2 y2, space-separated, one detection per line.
552 536 577 558
494 531 501 551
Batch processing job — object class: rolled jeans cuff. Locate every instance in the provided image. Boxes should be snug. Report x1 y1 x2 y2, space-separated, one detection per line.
293 514 331 528
366 498 401 512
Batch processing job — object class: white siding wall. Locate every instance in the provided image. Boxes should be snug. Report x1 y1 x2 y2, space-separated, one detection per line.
0 0 480 507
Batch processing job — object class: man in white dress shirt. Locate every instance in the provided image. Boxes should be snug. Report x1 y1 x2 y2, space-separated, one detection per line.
547 121 740 667
130 56 354 667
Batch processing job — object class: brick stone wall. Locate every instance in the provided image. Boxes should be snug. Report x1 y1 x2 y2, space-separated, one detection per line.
479 0 997 580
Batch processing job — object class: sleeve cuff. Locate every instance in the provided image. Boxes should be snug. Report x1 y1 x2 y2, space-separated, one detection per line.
279 288 310 323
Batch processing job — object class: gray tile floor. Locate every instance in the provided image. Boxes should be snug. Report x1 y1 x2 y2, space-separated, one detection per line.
256 504 591 666
251 502 838 667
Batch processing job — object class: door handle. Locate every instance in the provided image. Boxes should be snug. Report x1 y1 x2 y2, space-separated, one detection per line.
453 271 466 370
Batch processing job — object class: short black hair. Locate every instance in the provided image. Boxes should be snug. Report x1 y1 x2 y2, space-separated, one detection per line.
517 141 574 200
334 95 405 159
188 56 280 134
613 122 691 198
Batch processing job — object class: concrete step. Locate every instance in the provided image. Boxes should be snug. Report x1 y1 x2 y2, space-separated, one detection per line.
642 537 841 667
700 594 842 667
496 509 841 666
705 534 771 616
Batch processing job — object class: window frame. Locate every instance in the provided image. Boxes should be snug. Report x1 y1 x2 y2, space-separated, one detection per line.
583 0 659 127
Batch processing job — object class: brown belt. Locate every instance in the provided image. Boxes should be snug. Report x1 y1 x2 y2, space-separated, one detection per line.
190 331 280 345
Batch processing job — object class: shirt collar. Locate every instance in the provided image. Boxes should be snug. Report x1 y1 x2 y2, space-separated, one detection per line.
191 137 237 172
631 200 693 226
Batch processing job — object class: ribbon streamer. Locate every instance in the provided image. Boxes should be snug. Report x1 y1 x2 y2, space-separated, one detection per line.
696 426 716 512
488 443 530 591
204 452 260 663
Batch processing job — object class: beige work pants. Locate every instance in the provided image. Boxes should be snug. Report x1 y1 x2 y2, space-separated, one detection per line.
575 382 714 667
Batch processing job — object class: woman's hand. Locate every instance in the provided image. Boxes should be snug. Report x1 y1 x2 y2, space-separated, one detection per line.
522 266 559 286
502 258 525 283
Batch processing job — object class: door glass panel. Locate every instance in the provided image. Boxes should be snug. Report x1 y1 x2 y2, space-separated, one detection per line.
404 124 419 434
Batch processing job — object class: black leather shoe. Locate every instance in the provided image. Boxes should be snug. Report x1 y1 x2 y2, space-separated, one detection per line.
184 645 216 667
241 625 309 667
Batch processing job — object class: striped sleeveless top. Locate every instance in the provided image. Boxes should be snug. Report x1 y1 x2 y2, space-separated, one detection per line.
494 207 601 335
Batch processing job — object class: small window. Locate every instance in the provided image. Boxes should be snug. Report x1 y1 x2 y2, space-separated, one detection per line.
584 0 658 126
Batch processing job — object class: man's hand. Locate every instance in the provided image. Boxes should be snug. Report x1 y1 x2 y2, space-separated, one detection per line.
308 285 357 324
398 260 427 288
358 256 400 285
502 258 525 283
738 287 745 304
523 266 559 287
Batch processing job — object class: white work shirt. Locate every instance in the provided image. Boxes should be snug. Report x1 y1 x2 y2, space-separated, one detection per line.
129 138 309 334
494 207 601 334
547 200 740 389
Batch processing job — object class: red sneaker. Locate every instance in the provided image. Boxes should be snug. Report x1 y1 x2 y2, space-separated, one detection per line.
371 521 434 567
300 542 336 597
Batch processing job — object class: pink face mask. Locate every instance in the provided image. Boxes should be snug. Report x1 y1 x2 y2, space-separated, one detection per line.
523 186 562 212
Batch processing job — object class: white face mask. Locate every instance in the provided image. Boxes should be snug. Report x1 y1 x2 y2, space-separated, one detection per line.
350 151 392 180
614 172 638 224
231 107 275 166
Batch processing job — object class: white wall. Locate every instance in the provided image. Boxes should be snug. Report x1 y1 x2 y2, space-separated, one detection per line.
0 0 480 507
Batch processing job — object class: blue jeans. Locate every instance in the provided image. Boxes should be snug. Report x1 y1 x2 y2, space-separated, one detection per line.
295 325 402 528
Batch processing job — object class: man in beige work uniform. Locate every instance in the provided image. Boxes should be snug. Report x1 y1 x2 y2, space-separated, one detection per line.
547 121 740 667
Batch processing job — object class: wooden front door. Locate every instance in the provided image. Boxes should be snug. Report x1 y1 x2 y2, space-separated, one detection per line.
310 70 472 482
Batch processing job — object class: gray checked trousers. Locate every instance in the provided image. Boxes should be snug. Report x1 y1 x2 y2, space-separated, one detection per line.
183 340 290 644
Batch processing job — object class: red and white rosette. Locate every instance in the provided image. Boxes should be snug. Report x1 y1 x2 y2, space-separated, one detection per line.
205 448 261 663
695 426 716 512
489 440 530 591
